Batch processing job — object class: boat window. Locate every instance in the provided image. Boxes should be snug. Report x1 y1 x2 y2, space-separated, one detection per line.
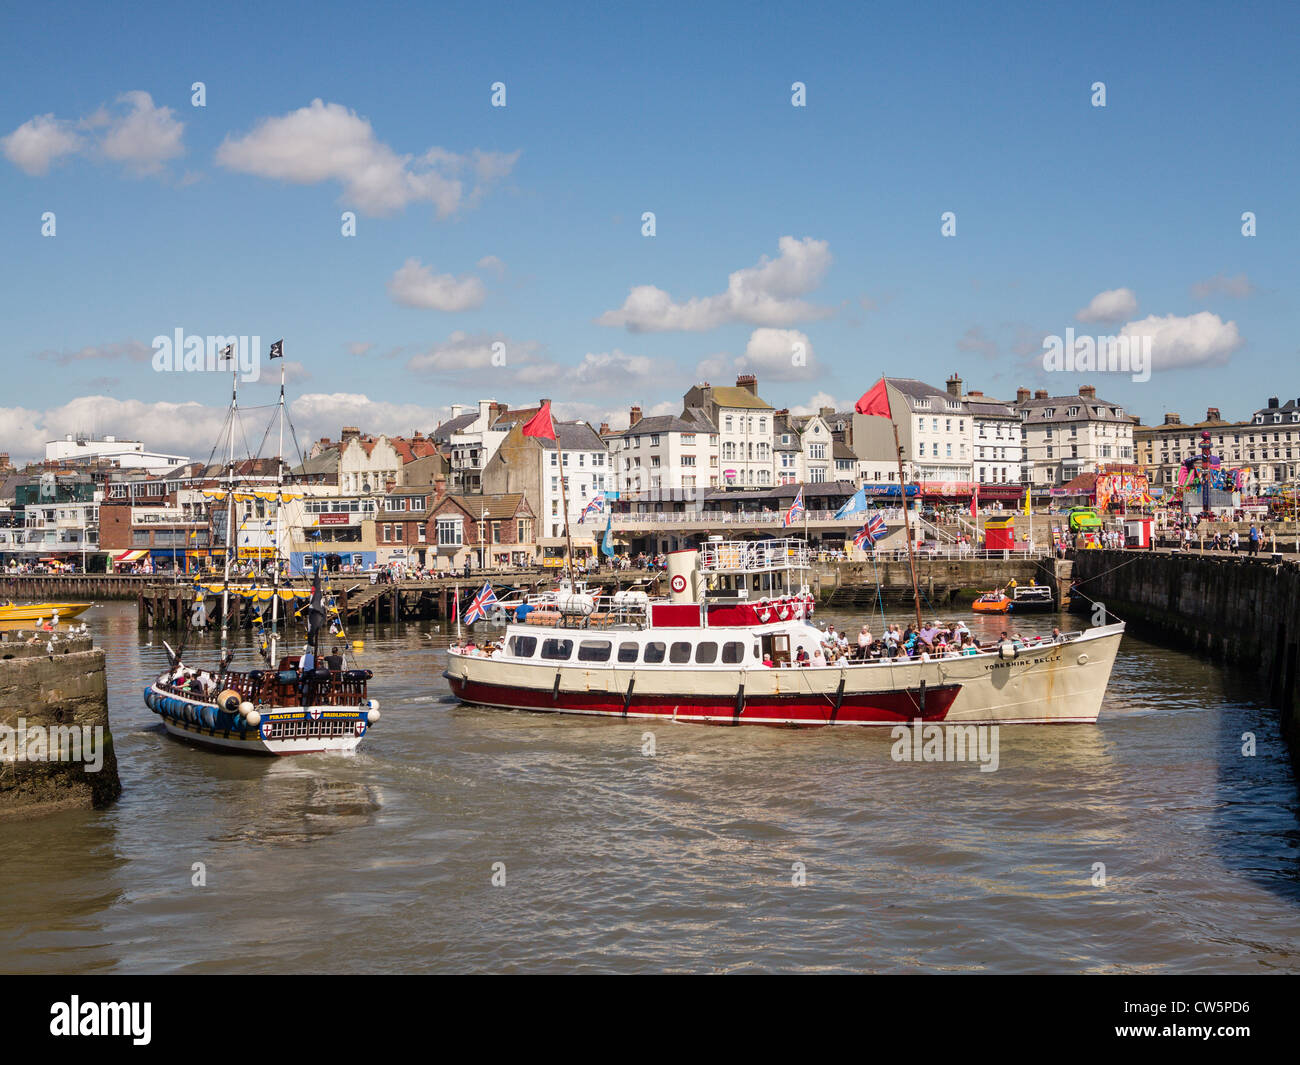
508 635 537 658
722 641 745 664
643 642 666 663
695 642 718 664
669 642 693 664
617 642 639 663
540 638 573 661
578 640 612 663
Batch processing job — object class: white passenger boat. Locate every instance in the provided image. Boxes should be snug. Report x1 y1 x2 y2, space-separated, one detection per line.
445 539 1123 726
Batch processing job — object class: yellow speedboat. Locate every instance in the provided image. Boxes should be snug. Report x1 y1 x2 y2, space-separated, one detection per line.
0 601 92 624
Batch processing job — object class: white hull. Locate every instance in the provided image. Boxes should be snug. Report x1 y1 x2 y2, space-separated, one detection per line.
145 683 372 756
446 622 1126 726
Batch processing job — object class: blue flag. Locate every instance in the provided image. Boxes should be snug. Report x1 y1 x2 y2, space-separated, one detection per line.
601 513 615 558
833 487 869 520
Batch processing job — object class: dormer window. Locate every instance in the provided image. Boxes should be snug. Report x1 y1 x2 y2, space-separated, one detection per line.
1067 406 1080 417
1044 408 1055 417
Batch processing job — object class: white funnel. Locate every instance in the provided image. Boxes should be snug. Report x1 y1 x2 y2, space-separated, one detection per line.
666 548 699 604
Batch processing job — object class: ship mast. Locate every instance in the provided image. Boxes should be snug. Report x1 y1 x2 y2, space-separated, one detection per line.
890 411 924 632
219 350 238 668
267 351 286 666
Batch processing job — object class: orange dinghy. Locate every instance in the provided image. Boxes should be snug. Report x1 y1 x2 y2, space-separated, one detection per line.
971 591 1012 614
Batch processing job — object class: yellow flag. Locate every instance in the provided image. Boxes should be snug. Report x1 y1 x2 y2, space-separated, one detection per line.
1023 487 1031 516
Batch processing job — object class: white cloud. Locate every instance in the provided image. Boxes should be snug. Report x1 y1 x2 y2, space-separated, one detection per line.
597 236 833 332
956 325 999 359
216 99 519 217
1190 273 1255 300
695 328 817 383
3 91 183 178
0 396 228 460
35 339 152 365
1076 287 1138 324
289 393 448 439
347 341 374 357
476 254 506 278
1 114 82 175
1118 312 1242 370
406 332 547 380
787 391 845 416
387 258 487 311
98 91 184 174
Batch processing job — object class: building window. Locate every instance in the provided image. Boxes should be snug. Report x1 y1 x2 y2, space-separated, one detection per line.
436 518 463 546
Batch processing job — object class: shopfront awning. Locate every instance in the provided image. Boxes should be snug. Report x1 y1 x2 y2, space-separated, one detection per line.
115 549 148 562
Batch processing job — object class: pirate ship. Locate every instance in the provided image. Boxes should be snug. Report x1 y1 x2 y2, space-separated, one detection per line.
142 344 380 754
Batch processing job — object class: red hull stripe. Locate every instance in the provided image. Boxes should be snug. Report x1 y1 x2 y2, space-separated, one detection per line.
447 677 959 725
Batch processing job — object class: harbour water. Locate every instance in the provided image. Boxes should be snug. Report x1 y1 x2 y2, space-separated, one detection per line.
1 601 1297 973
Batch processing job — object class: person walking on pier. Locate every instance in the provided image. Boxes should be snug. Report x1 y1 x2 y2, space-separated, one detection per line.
1249 524 1260 556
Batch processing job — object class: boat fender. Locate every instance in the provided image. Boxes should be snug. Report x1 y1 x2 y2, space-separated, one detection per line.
238 701 255 718
553 671 562 701
245 709 261 728
365 699 381 722
202 705 217 729
217 689 241 713
998 641 1017 660
1077 653 1089 665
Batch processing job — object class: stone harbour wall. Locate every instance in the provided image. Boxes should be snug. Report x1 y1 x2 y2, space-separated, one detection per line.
0 635 121 820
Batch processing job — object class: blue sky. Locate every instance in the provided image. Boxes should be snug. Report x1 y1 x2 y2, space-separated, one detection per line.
2 0 1296 461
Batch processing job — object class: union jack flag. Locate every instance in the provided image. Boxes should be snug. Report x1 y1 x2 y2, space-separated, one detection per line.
462 581 498 625
577 494 605 524
853 512 887 549
783 486 805 528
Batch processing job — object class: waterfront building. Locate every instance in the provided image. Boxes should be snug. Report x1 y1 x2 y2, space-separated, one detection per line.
1014 385 1135 489
607 406 718 498
428 489 536 571
682 374 775 489
44 433 188 471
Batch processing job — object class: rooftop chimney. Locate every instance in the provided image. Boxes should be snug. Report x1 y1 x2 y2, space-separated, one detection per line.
967 389 984 397
946 373 963 398
1016 387 1031 404
1163 412 1181 425
341 426 361 443
450 404 466 418
1034 389 1049 400
599 421 611 436
736 373 758 395
1268 396 1279 409
434 475 446 500
1078 384 1097 399
629 405 643 427
819 406 835 418
1206 407 1221 422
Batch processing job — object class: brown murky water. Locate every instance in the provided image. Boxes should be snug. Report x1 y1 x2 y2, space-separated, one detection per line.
1 601 1297 973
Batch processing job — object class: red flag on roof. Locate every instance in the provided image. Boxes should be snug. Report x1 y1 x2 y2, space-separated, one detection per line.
521 401 557 440
855 378 892 418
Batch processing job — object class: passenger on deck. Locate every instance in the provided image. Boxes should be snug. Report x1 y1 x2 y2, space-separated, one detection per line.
795 646 810 666
325 646 344 671
762 653 775 668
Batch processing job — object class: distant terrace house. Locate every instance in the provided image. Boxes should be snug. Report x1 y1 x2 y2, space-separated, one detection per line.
607 405 718 501
1133 396 1300 495
846 377 974 501
428 490 536 571
683 374 775 489
1014 385 1136 489
481 412 609 549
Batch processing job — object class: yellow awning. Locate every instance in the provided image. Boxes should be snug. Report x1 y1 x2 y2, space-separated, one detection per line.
203 489 304 502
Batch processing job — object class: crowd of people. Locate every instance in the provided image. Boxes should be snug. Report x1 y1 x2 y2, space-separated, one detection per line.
770 620 1068 667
